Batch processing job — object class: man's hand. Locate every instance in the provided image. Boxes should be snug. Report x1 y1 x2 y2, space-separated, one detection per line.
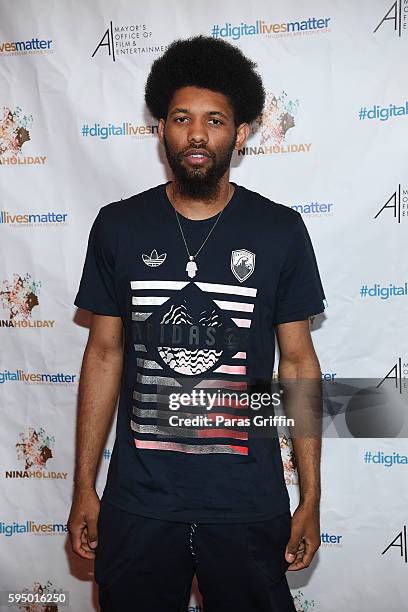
67 488 100 559
285 503 320 571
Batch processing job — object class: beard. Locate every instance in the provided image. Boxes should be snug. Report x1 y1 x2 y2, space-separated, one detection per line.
163 131 237 200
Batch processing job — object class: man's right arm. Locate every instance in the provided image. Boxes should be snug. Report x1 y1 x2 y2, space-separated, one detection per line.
68 313 124 559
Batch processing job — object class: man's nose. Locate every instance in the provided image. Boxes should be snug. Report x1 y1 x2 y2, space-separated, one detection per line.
187 118 209 144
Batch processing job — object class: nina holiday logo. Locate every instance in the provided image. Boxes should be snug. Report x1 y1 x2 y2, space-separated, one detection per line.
231 249 256 282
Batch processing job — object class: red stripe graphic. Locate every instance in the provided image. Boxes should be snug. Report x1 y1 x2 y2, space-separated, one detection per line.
135 439 248 455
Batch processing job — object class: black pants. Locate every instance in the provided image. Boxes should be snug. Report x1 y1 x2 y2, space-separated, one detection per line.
95 500 296 612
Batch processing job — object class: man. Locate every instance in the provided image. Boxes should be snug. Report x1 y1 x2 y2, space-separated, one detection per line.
68 35 325 612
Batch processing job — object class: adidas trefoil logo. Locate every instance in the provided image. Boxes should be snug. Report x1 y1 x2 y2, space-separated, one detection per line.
142 249 167 267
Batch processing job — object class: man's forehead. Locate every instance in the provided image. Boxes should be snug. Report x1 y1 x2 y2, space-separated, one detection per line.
169 86 232 113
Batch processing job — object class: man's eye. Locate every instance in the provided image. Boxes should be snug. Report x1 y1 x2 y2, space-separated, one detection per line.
209 119 223 125
175 117 188 123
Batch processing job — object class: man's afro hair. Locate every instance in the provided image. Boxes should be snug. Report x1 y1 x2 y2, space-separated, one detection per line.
144 35 265 126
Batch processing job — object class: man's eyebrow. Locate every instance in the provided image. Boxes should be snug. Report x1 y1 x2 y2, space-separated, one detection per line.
208 110 229 119
169 107 189 115
169 108 230 119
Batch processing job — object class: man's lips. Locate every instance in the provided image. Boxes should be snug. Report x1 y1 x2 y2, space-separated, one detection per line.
182 149 213 166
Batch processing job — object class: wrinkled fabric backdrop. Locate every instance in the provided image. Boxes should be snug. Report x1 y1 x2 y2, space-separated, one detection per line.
0 1 407 610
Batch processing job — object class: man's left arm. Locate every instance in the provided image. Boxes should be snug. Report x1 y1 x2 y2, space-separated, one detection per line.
276 318 322 571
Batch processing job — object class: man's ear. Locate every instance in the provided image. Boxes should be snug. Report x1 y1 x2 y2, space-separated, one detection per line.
235 122 250 150
157 118 165 144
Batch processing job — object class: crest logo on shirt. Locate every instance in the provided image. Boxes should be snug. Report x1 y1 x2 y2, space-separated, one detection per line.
230 249 255 283
142 249 167 267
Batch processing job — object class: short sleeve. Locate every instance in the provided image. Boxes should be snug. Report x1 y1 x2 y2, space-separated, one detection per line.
74 209 121 316
273 214 326 324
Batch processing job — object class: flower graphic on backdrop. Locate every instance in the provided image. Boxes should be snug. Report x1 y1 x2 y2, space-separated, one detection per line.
280 433 298 485
0 106 33 157
251 91 299 145
0 273 41 320
18 580 59 612
292 590 316 612
16 427 55 471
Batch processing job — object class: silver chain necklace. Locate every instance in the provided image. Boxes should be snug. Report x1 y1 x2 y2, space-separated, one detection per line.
169 184 233 279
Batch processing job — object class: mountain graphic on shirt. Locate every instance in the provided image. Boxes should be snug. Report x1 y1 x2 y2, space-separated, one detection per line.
158 301 223 375
151 283 242 376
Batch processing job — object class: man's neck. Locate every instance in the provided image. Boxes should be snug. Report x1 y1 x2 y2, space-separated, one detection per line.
166 175 234 220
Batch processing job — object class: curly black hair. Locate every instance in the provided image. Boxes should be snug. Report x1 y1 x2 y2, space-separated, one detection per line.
145 35 265 125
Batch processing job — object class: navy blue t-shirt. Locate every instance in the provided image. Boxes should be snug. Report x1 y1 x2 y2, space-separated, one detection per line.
74 182 326 523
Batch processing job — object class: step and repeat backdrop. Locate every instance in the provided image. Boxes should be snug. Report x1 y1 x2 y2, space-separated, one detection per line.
1 0 407 610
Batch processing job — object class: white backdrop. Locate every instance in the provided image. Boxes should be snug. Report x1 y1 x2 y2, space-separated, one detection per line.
1 1 407 610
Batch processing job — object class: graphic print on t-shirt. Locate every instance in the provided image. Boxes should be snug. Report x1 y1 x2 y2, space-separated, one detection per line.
141 249 167 267
130 279 257 455
230 248 256 283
